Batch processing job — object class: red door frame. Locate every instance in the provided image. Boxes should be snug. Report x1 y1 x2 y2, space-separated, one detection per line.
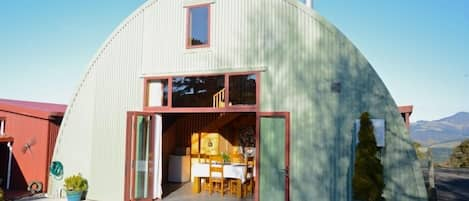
256 112 290 201
124 111 156 201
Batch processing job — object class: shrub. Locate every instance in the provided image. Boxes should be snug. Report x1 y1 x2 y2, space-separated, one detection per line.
413 142 427 160
353 112 385 201
449 139 469 168
64 173 88 192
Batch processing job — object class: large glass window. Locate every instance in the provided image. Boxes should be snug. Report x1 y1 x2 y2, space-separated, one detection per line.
187 5 210 48
229 74 257 105
172 76 224 107
143 72 259 110
147 79 168 107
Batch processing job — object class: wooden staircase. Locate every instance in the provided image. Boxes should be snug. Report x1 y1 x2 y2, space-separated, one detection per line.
213 88 226 108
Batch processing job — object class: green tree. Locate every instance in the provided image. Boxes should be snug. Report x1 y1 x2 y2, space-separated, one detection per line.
353 112 385 201
449 139 469 168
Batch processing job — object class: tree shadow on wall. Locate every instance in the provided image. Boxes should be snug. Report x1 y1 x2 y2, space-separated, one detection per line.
213 1 427 200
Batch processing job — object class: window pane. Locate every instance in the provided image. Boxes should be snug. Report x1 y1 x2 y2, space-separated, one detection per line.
134 116 151 199
189 6 209 46
148 80 168 107
229 74 256 105
172 76 225 107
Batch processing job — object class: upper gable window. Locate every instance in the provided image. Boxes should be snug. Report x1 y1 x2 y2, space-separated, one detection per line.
187 5 210 48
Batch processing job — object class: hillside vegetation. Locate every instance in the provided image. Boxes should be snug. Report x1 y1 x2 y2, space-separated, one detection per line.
449 139 469 168
411 112 469 146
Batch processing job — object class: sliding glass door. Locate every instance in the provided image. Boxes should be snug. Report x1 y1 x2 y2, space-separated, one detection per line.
125 113 155 201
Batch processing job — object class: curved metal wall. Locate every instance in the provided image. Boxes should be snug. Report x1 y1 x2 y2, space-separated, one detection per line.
259 1 427 200
49 2 150 200
51 0 427 200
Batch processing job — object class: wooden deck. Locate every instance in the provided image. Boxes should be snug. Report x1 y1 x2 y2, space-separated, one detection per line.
163 183 254 201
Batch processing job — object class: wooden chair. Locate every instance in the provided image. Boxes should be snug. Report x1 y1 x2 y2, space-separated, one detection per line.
229 156 255 197
209 155 228 196
199 154 211 193
229 154 244 196
244 156 255 196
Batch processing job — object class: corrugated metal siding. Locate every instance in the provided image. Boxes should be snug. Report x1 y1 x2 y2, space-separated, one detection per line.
260 1 426 201
49 56 97 197
49 1 151 199
142 0 266 75
51 0 426 200
88 6 146 200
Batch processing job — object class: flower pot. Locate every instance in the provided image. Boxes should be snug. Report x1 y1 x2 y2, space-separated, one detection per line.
66 191 82 201
81 190 88 200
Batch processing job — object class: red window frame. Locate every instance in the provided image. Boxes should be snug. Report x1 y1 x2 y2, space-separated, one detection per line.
143 71 260 113
186 4 211 49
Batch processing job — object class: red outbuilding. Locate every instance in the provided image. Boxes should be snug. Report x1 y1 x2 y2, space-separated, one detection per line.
0 99 66 193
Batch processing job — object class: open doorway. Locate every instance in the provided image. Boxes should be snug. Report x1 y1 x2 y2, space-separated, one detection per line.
125 71 291 201
160 112 256 201
124 111 291 201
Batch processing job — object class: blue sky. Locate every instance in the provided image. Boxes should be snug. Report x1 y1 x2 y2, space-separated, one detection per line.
0 1 467 121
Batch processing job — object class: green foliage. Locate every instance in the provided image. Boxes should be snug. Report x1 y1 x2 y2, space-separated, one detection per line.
64 173 88 192
413 142 427 160
221 152 230 162
353 112 385 201
0 187 4 201
449 139 469 168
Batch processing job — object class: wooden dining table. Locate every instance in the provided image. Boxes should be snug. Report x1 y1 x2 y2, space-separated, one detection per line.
191 163 248 198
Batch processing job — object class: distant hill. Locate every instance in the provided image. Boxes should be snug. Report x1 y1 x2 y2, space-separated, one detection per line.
411 112 469 146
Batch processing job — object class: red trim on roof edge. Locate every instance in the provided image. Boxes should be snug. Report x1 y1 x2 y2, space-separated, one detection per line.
0 99 66 120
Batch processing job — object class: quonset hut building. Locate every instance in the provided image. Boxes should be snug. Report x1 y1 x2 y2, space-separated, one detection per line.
49 0 427 201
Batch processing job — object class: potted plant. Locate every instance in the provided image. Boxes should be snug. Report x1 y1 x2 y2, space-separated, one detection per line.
221 152 230 163
64 173 88 201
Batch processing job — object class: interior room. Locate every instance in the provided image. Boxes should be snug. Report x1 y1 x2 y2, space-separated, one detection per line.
161 112 256 201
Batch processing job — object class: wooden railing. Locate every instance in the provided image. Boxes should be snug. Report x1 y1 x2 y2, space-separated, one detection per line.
213 88 225 108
